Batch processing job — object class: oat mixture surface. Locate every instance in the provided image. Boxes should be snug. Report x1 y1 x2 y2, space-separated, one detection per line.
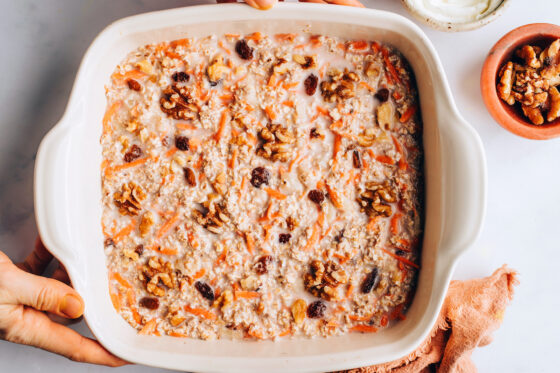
101 32 423 340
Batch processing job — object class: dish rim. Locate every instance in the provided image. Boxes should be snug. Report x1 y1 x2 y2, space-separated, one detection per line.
34 3 487 372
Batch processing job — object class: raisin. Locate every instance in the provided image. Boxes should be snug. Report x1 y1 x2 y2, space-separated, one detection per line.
254 255 273 275
184 167 197 186
375 88 390 102
175 136 190 151
352 150 361 169
334 229 345 243
250 167 270 188
134 244 144 256
139 297 159 310
308 189 325 205
172 71 189 82
307 300 326 318
304 74 318 96
126 79 141 91
123 144 143 163
361 268 379 294
395 249 406 256
310 128 321 138
194 281 215 302
104 238 115 247
235 39 254 60
279 233 291 244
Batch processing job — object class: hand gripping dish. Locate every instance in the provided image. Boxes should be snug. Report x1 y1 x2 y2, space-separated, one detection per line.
34 4 486 372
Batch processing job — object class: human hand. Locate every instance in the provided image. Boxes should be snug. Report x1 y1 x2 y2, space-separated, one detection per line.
0 239 126 367
217 0 364 11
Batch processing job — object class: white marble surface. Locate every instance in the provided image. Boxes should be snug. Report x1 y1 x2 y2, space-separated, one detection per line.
0 0 558 372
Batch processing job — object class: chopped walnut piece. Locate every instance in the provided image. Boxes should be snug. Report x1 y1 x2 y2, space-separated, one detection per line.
192 196 230 234
256 124 295 162
141 257 177 297
139 211 154 238
357 181 397 218
293 54 317 69
320 69 358 103
522 105 544 125
214 289 233 311
184 167 197 186
548 86 560 122
286 216 298 231
357 128 376 147
517 45 541 69
365 61 380 78
498 62 515 105
304 260 348 301
160 84 199 120
113 182 146 216
211 172 227 194
207 54 229 85
291 299 307 325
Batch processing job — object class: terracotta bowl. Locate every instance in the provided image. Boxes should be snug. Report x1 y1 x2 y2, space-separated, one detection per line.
481 23 560 140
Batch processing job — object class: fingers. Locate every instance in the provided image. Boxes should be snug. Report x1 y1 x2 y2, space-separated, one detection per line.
299 0 327 3
7 308 127 367
3 265 84 319
244 0 278 10
16 238 53 275
216 0 238 2
325 0 365 6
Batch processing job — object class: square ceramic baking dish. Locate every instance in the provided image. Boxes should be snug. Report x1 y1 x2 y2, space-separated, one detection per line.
34 4 486 372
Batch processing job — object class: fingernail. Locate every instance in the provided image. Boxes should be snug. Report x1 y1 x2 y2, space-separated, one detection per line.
256 0 277 10
60 294 84 318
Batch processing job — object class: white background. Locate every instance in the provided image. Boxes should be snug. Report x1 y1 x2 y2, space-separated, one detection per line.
0 0 558 372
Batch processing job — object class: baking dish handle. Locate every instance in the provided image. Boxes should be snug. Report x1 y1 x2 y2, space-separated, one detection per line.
440 113 487 259
34 124 77 268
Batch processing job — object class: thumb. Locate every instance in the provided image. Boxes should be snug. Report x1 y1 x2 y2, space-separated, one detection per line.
2 264 84 319
245 0 278 10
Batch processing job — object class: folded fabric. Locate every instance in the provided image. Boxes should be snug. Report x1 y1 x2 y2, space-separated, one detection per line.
339 265 518 373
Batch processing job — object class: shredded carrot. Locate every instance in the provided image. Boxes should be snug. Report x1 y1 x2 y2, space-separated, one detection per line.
164 146 178 158
192 268 206 280
345 284 354 298
282 100 295 108
380 315 389 327
112 69 146 83
168 331 188 338
214 247 228 267
263 187 287 200
245 32 262 42
184 305 217 320
381 248 420 269
240 175 248 192
275 33 297 42
224 33 240 39
282 81 299 90
156 212 180 240
170 38 190 48
111 272 132 289
165 50 182 60
376 155 395 165
400 105 417 123
235 291 261 299
278 328 292 337
189 137 202 151
113 221 136 243
228 148 238 169
104 156 150 177
390 212 402 235
213 109 230 142
371 41 381 53
316 106 330 116
332 133 342 162
244 232 255 254
158 247 178 256
176 122 197 130
366 216 380 231
310 35 322 48
381 47 402 84
303 224 320 251
218 40 231 55
139 319 157 335
349 314 373 322
325 184 343 209
219 93 234 102
109 289 121 311
348 40 368 50
350 325 378 333
359 81 375 91
102 101 122 136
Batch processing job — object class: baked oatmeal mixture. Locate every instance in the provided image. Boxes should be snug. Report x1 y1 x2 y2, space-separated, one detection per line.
101 32 423 340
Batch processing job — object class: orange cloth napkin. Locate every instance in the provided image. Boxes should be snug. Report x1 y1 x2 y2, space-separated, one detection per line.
340 265 518 373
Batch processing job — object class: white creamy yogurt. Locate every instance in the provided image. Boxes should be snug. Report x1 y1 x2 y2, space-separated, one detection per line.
410 0 503 23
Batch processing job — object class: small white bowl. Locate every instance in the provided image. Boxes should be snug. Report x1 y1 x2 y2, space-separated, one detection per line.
401 0 511 32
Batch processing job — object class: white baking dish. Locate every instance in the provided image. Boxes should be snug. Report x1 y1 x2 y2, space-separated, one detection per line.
34 4 486 372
